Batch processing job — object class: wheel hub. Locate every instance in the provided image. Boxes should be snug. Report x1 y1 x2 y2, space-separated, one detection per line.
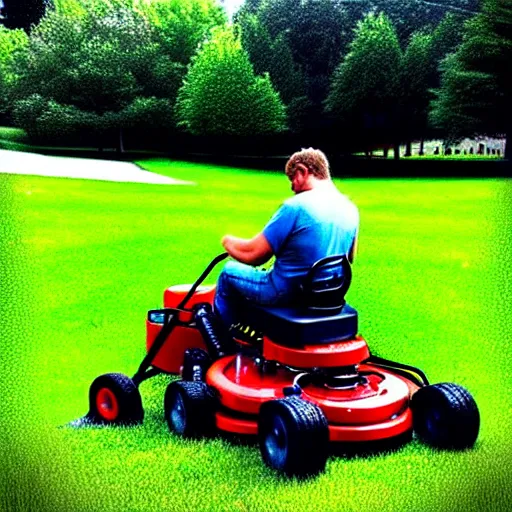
170 392 187 434
96 387 119 421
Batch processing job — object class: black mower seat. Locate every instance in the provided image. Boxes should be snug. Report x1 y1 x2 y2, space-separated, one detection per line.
239 254 358 347
241 302 358 348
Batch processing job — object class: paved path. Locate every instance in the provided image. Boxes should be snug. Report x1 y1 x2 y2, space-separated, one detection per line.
0 149 194 185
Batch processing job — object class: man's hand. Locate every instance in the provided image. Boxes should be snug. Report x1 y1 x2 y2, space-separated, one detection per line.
222 233 273 266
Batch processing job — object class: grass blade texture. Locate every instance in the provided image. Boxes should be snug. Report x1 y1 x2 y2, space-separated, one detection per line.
0 158 511 512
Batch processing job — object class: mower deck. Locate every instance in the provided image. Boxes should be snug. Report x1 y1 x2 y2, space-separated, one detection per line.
206 349 417 442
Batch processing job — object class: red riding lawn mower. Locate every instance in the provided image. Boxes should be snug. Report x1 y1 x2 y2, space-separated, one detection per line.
85 253 480 478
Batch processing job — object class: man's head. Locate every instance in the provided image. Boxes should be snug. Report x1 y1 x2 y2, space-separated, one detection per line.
285 148 331 193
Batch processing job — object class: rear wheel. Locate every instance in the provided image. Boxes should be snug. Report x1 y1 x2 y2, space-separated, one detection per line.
88 373 144 425
164 381 217 438
258 397 329 478
411 382 480 449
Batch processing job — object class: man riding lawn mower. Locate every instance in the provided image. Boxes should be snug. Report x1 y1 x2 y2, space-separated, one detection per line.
84 149 479 477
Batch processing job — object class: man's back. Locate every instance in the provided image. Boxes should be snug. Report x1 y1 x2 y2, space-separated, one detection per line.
263 182 359 293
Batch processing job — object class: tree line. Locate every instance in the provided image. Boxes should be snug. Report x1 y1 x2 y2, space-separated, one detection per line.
0 0 510 159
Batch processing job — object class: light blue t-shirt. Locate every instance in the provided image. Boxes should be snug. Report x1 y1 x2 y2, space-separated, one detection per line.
263 182 359 293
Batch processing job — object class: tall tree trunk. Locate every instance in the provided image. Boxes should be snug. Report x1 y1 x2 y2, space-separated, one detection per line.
505 130 511 161
404 140 412 157
419 138 425 156
393 143 400 160
117 127 125 154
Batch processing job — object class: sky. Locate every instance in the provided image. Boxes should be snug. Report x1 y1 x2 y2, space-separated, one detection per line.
220 0 245 19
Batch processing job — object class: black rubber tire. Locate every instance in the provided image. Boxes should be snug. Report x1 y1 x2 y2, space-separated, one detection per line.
164 380 217 438
88 373 144 425
411 382 480 449
181 348 211 382
258 397 329 478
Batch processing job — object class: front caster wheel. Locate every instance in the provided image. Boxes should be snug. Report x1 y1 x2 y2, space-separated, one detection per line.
88 373 144 425
164 381 217 438
411 382 480 449
258 397 329 478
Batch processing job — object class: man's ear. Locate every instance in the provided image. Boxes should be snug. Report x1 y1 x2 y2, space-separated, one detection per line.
295 163 309 175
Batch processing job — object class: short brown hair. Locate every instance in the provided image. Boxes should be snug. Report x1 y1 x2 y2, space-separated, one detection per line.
285 148 331 180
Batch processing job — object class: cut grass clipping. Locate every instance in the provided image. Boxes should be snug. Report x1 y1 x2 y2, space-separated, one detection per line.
1 158 511 512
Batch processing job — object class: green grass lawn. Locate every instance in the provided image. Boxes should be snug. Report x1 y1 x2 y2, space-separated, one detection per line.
1 157 511 511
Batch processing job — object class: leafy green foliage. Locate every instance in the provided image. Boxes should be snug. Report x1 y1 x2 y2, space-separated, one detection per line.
430 11 466 64
139 0 227 111
247 0 479 108
325 12 402 136
9 0 227 144
429 0 512 154
141 0 226 65
12 93 92 140
239 13 304 105
0 26 28 118
175 27 286 136
257 0 347 104
398 31 435 145
1 0 496 149
11 6 160 141
351 0 478 48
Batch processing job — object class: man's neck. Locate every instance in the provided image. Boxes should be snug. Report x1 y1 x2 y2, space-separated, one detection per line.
305 177 330 192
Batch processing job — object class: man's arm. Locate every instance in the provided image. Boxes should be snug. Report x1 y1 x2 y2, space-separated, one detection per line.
222 233 274 266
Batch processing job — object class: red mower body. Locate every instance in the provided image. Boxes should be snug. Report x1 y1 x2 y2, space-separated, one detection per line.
145 284 214 374
146 283 418 444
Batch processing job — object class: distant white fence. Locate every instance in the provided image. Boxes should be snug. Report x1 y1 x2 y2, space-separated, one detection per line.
426 137 506 156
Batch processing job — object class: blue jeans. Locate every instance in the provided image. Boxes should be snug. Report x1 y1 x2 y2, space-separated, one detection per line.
214 261 287 330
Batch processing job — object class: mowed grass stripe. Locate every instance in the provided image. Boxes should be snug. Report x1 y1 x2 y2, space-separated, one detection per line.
0 160 511 512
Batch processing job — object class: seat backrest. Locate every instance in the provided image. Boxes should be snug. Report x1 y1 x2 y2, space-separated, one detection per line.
301 254 352 314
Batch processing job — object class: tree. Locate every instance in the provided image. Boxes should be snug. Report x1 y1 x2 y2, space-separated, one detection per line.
175 27 286 136
355 1 479 49
256 0 479 82
395 11 466 157
0 25 28 121
258 0 346 104
325 12 402 157
399 31 435 156
12 5 166 149
140 0 227 106
239 13 305 105
431 11 466 62
429 11 466 89
429 0 512 159
142 0 226 66
11 0 227 150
